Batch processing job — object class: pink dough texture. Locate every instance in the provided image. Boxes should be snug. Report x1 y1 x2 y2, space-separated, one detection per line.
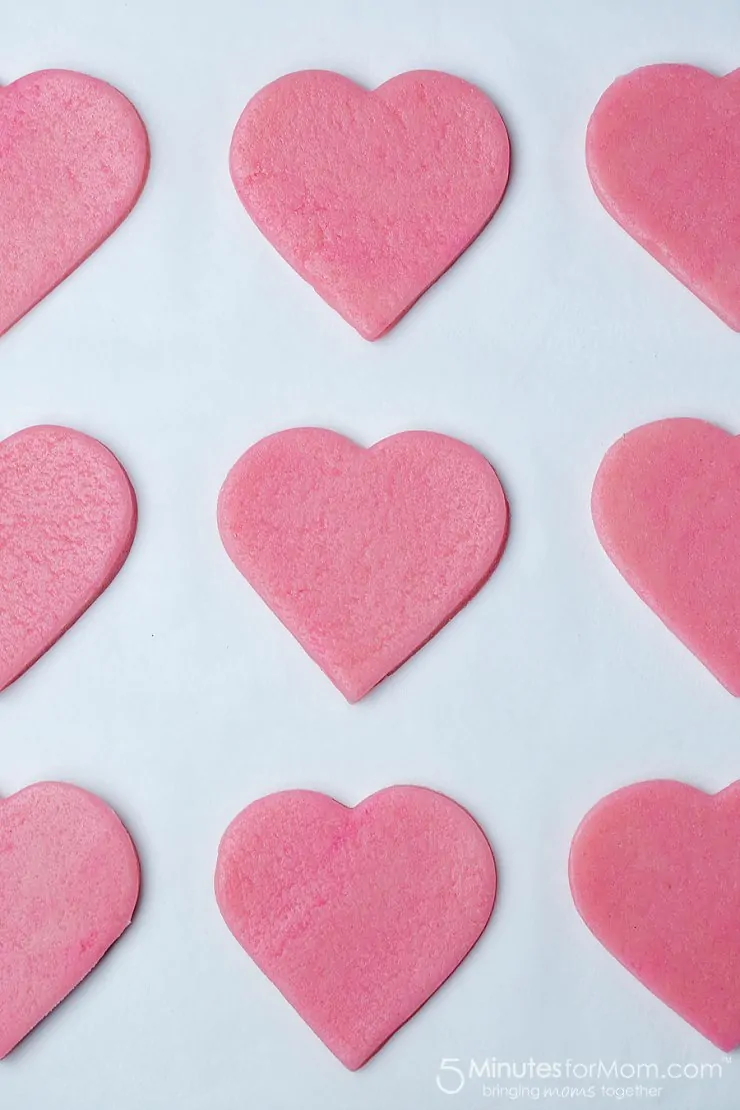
215 786 496 1069
230 70 510 338
587 64 740 329
0 781 139 1057
0 69 149 337
592 418 740 695
570 779 740 1050
0 425 137 692
218 428 509 701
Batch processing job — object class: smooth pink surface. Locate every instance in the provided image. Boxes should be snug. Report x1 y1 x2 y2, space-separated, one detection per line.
0 425 137 692
0 69 149 337
0 781 139 1058
218 428 509 701
215 786 496 1069
570 779 740 1050
587 64 740 329
592 418 740 695
230 70 510 339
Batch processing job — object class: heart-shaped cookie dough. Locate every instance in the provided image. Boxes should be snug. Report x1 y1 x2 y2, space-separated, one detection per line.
0 425 137 692
216 786 496 1069
570 779 740 1049
587 65 740 329
592 417 740 694
218 428 509 701
230 70 510 338
0 69 149 336
0 781 139 1057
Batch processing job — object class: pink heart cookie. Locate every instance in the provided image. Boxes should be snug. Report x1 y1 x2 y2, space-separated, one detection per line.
230 70 510 339
217 428 509 701
570 779 740 1049
0 425 137 692
215 786 496 1069
592 417 740 694
0 69 149 337
587 64 740 329
0 781 140 1057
